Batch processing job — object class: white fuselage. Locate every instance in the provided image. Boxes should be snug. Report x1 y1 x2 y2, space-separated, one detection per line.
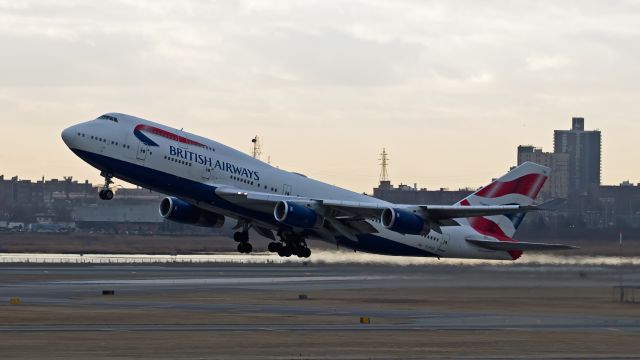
61 113 513 260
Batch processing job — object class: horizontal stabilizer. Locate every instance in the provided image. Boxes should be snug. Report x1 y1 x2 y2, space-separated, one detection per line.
466 238 579 251
420 204 548 220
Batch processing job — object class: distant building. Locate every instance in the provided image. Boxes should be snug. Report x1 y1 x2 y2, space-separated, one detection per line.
72 201 163 233
373 182 473 205
553 117 601 196
591 181 640 229
114 187 163 201
0 175 94 209
517 145 569 200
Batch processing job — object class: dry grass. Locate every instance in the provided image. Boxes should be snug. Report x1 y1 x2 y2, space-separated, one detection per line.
1 331 638 359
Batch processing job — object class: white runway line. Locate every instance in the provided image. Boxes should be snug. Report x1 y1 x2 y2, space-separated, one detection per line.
50 275 391 286
0 251 638 266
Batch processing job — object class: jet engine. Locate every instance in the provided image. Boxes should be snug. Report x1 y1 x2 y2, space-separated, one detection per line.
159 197 225 227
381 208 428 235
274 201 323 229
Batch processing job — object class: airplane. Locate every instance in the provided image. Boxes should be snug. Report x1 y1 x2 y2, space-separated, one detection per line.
61 113 576 260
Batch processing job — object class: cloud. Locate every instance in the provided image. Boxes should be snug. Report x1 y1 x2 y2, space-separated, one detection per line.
1 0 640 189
236 27 424 87
526 55 571 71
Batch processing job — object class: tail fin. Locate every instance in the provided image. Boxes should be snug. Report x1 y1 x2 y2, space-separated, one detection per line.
455 162 550 239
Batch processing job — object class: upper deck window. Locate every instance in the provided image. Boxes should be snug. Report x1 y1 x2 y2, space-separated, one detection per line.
97 114 118 122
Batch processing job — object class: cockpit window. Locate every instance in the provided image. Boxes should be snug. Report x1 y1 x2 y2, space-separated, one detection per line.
97 114 118 122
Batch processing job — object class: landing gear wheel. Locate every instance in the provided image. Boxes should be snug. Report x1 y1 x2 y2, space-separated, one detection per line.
99 172 114 200
276 231 310 258
237 242 252 254
299 247 311 258
98 189 114 200
268 242 282 253
277 246 292 257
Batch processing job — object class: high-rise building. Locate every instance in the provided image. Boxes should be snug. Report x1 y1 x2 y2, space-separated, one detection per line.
553 117 601 196
517 145 569 200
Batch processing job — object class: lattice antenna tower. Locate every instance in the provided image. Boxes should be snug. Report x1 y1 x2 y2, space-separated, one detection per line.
379 148 389 182
251 135 262 159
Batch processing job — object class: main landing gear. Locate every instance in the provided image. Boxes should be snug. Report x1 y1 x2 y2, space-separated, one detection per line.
98 172 114 200
234 229 253 254
268 231 311 258
232 224 310 258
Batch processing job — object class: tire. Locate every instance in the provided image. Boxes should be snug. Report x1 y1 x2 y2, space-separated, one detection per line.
283 247 292 257
103 189 114 200
268 242 281 253
98 190 105 200
278 246 292 257
237 243 247 253
301 247 311 258
244 243 252 253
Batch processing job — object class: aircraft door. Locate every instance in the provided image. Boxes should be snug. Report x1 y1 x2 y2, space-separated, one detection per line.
177 129 188 150
438 233 449 253
136 142 148 161
202 164 213 180
283 184 292 196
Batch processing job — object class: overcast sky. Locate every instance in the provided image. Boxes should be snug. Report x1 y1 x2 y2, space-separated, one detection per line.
1 0 639 193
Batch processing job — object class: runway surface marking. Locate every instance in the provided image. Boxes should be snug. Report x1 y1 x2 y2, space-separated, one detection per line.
1 323 638 332
45 275 391 286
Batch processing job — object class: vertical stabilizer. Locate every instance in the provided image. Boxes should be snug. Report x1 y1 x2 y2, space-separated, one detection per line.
456 162 550 240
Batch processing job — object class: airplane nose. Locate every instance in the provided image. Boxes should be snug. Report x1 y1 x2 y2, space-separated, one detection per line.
61 125 76 147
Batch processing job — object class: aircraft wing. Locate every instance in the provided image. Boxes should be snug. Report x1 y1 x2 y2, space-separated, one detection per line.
214 187 381 240
214 186 558 222
215 186 385 215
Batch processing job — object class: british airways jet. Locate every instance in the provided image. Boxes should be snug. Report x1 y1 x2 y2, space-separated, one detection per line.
61 113 575 260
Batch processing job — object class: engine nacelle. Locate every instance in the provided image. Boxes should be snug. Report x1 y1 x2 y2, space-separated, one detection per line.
381 208 427 235
274 201 323 229
159 197 225 228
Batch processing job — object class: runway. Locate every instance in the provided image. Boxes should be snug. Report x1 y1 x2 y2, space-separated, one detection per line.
1 261 639 358
1 308 639 332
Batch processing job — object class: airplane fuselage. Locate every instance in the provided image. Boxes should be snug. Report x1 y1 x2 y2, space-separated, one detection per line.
62 113 518 260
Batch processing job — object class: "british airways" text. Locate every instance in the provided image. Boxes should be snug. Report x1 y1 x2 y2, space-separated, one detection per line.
169 146 260 181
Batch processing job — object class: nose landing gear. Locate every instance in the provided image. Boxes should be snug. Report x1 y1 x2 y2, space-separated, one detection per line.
98 172 114 200
98 189 114 200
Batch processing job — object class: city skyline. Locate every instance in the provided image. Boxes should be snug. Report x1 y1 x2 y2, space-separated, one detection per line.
1 1 639 193
0 115 634 195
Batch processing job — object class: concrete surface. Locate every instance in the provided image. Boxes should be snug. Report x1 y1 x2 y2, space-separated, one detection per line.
0 262 639 359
